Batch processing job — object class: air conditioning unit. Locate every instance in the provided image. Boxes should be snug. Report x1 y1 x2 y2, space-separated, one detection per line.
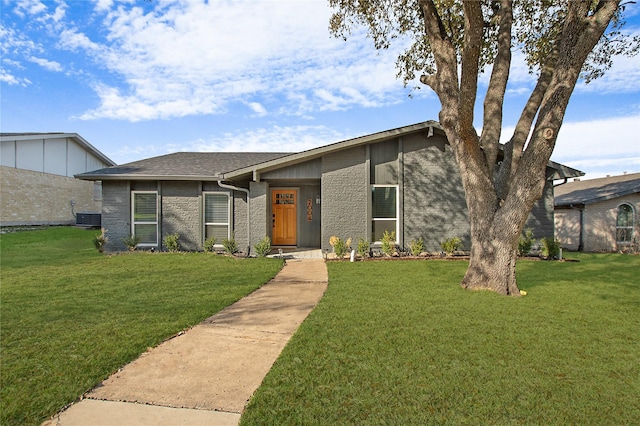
76 212 101 227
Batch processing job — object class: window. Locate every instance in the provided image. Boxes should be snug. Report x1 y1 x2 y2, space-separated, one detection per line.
204 192 230 242
372 185 398 242
131 191 158 246
616 203 635 243
93 181 102 201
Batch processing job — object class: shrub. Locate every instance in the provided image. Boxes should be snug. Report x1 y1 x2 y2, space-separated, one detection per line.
357 238 370 259
93 228 108 253
409 237 424 256
518 228 535 256
163 233 180 252
254 236 272 257
440 237 462 255
381 230 396 256
329 236 352 259
203 236 217 253
122 234 140 252
222 235 239 255
540 237 561 259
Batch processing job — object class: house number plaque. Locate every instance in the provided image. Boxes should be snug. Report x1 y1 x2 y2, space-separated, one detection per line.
306 199 313 222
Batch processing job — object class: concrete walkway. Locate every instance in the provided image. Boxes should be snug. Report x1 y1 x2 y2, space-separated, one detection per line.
44 258 328 426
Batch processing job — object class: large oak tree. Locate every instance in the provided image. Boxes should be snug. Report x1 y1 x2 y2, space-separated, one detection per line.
330 0 639 295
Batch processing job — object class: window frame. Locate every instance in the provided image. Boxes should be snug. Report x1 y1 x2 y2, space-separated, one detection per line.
131 190 159 247
616 203 635 244
371 184 399 243
203 192 231 245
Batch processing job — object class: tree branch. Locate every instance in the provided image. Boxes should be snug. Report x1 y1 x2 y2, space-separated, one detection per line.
496 55 555 200
480 0 512 178
458 1 483 140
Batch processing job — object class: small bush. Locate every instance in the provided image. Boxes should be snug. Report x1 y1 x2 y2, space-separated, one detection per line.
381 230 396 256
223 235 239 255
440 237 462 255
329 236 352 259
122 234 140 252
254 236 272 257
203 236 217 253
93 228 108 253
409 237 424 256
540 237 561 259
357 238 370 259
518 228 535 256
163 233 180 252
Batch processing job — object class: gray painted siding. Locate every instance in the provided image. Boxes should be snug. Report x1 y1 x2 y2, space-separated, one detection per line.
296 184 322 247
249 181 269 250
402 133 470 251
102 180 131 252
232 191 249 253
161 181 200 251
261 158 321 180
524 180 554 239
321 146 368 252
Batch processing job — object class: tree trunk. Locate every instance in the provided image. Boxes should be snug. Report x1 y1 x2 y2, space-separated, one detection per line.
462 224 520 296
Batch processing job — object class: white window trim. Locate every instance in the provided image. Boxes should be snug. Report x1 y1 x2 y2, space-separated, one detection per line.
203 192 231 245
131 191 158 247
371 184 399 243
616 202 635 244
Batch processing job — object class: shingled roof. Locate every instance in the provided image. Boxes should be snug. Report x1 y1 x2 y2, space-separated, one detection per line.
75 152 290 180
555 172 640 207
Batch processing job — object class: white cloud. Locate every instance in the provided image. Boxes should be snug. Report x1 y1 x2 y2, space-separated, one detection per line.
183 125 349 154
247 102 267 117
551 114 640 178
54 0 409 121
28 56 62 71
12 0 47 17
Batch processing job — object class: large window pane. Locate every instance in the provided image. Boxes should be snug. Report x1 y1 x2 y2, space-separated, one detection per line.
617 204 633 227
204 193 230 241
616 204 634 243
206 225 229 241
134 193 157 222
371 185 398 242
205 194 229 223
132 191 158 246
372 186 396 218
135 224 158 244
372 220 397 242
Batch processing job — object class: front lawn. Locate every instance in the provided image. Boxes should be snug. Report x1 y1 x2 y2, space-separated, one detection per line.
0 227 283 426
242 254 640 425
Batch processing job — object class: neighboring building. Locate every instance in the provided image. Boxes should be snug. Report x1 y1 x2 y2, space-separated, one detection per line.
1 133 116 226
76 121 582 253
555 173 640 252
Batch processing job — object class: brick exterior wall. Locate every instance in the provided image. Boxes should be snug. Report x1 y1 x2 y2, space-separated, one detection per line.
403 133 471 251
249 181 268 249
321 146 368 252
1 165 101 226
101 180 131 252
161 181 201 251
554 208 581 251
556 194 640 252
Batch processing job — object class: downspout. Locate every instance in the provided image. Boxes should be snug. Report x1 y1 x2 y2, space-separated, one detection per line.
217 179 251 257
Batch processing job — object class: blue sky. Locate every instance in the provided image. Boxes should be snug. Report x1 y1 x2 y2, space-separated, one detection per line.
1 0 639 180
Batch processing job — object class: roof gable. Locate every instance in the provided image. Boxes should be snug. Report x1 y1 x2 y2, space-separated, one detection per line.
0 132 116 167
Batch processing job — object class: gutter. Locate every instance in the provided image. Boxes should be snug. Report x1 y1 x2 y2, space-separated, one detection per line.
217 180 251 257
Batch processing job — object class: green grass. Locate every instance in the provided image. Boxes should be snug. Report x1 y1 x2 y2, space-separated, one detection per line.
242 255 640 425
0 227 283 426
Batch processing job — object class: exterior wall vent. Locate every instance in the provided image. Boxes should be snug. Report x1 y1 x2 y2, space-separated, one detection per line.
76 212 101 227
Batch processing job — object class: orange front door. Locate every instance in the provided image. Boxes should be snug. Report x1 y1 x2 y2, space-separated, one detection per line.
272 189 297 246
